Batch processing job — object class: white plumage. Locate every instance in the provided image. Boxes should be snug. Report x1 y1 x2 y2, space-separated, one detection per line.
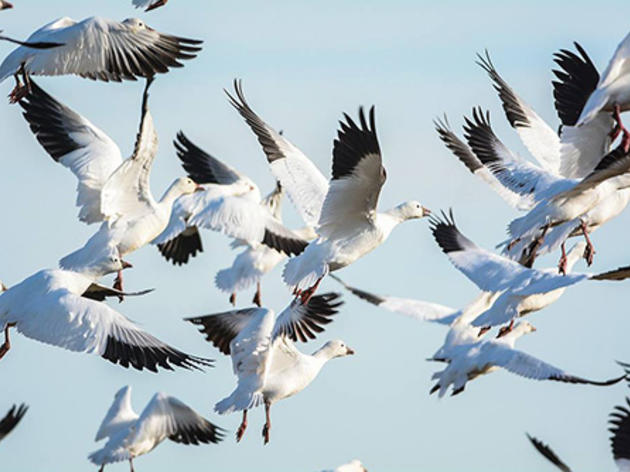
187 293 350 444
0 16 201 101
89 386 223 471
225 82 430 295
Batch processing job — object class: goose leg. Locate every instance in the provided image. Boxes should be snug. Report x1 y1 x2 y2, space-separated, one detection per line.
557 242 568 275
262 402 271 445
98 465 105 472
299 276 323 304
236 410 248 442
229 292 236 306
252 282 262 307
129 458 135 472
581 221 595 266
8 63 29 104
0 323 15 360
113 270 124 302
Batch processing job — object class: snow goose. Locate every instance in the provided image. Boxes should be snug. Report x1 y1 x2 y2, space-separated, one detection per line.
0 250 211 371
476 48 615 179
0 16 201 102
0 404 27 442
21 78 201 293
132 0 168 11
472 50 630 267
89 386 224 472
577 32 630 148
224 82 431 300
186 293 350 444
430 320 624 397
214 183 317 306
441 107 630 270
429 210 630 329
154 132 309 258
527 389 630 471
322 460 368 472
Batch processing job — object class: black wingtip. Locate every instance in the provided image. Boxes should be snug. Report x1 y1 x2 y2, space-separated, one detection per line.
332 106 380 180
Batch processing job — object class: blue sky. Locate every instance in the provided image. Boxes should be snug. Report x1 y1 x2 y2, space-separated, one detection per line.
1 1 630 471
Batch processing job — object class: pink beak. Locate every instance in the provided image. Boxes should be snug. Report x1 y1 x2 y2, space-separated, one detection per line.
422 206 431 217
145 0 167 11
122 260 133 269
194 184 205 192
346 347 355 355
1 1 14 9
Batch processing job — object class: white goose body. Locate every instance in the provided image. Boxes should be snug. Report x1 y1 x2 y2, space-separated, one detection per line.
187 293 350 443
19 78 200 273
224 84 429 292
89 386 223 470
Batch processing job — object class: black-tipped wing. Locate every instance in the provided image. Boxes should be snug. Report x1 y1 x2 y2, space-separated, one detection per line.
527 434 572 472
463 108 562 205
318 107 385 236
157 226 203 266
19 80 123 224
185 307 264 355
553 42 600 127
476 50 561 174
136 394 225 447
610 397 630 465
273 293 343 342
429 210 540 293
174 132 243 185
19 17 202 82
0 404 28 442
225 80 328 227
82 283 154 301
562 144 630 197
435 116 529 210
18 287 212 373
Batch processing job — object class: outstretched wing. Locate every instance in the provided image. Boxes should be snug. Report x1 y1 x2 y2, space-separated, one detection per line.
19 80 122 224
2 16 202 82
331 275 457 325
100 78 158 220
132 394 225 446
477 51 561 175
487 343 625 385
225 80 328 227
272 292 343 342
318 107 385 238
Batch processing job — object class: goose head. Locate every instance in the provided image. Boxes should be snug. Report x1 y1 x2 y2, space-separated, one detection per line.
318 339 355 359
122 18 152 32
497 321 536 339
335 459 368 472
394 201 431 220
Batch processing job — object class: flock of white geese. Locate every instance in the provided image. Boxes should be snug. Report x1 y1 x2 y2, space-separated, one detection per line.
2 1 630 471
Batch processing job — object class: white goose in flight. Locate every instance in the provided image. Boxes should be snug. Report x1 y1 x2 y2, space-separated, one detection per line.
20 78 202 293
186 293 352 444
0 16 201 102
153 132 309 281
430 320 624 397
0 250 211 372
429 210 630 329
438 47 630 269
213 183 316 306
226 81 430 301
89 386 224 472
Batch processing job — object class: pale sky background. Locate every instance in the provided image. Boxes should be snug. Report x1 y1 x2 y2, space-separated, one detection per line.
1 1 630 471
